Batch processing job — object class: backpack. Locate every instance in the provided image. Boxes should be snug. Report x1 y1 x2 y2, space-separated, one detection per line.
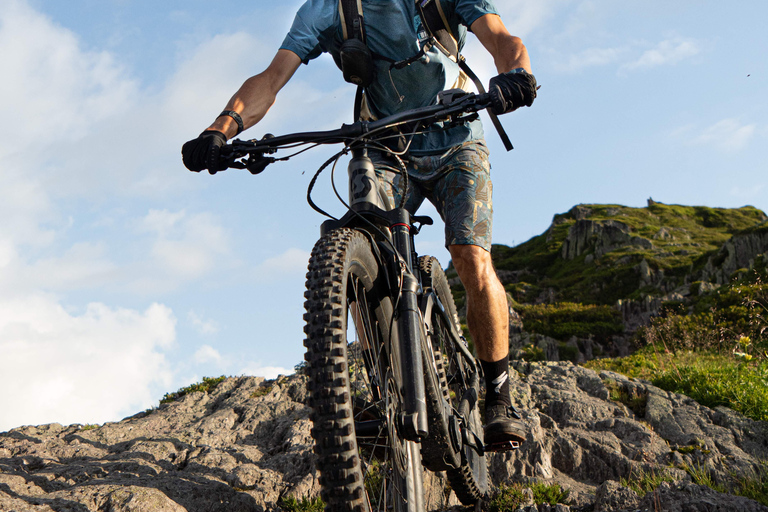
338 0 513 150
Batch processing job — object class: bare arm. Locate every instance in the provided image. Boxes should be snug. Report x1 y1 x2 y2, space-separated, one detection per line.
207 49 302 139
470 14 531 74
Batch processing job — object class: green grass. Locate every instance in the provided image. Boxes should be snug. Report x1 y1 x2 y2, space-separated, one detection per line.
488 481 569 511
732 462 768 506
584 348 768 422
605 380 648 417
620 467 676 496
160 375 227 404
681 461 725 492
516 302 624 341
278 495 324 512
250 384 274 398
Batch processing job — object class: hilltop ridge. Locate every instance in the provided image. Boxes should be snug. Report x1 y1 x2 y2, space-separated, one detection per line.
489 201 767 306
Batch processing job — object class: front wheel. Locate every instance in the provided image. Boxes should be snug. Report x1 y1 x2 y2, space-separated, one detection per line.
304 228 424 512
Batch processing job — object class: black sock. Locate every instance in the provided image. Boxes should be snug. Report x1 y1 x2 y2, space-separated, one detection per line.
481 355 512 409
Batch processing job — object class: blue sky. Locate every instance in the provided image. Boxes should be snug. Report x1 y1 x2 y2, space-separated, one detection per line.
0 0 765 431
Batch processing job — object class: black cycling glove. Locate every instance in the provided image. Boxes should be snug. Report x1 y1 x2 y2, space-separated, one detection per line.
181 130 227 174
489 69 538 115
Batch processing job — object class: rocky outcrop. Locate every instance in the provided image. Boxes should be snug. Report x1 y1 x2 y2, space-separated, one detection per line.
616 295 663 333
0 376 318 512
560 220 652 261
3 365 767 512
701 228 768 284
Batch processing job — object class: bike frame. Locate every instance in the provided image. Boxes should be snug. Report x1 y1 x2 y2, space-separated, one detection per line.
318 145 484 461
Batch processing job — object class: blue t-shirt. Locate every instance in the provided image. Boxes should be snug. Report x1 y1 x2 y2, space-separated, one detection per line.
280 0 498 154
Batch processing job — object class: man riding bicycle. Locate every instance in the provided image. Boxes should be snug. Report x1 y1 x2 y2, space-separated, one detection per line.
182 0 537 449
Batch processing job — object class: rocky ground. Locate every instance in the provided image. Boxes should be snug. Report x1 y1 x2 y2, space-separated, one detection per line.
2 362 767 511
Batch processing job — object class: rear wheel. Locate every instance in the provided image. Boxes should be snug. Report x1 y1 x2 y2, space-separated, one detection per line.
304 228 423 512
418 256 488 505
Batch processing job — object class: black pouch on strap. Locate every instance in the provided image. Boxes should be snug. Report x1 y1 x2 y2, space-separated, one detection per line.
340 38 376 87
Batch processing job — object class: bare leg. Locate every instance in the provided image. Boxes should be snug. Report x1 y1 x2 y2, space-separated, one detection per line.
449 244 526 446
448 244 508 362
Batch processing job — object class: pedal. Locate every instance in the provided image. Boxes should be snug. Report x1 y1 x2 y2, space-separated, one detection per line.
484 440 520 453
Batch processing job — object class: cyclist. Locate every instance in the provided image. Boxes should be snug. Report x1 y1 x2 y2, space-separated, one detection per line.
182 0 537 448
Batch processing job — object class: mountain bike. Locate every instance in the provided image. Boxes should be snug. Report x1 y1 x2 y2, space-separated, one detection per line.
218 90 518 512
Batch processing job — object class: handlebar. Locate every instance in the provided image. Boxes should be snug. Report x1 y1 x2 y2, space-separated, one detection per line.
219 90 494 174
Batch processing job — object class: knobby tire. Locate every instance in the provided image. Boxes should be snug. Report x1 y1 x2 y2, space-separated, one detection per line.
304 228 423 512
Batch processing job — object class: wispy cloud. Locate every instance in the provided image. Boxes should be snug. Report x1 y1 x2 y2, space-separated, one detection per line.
188 312 220 336
552 46 626 73
254 248 311 282
676 118 757 152
620 37 700 72
194 344 223 364
730 184 765 202
134 209 232 291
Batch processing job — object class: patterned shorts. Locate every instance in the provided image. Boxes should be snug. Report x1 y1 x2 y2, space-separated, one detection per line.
369 140 493 251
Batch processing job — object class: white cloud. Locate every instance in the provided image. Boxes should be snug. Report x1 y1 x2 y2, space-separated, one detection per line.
0 0 138 151
730 184 765 201
188 312 219 336
136 209 232 288
695 119 756 151
552 46 625 73
674 118 757 152
254 248 310 282
238 363 294 380
194 344 223 364
0 298 176 432
620 37 700 72
494 0 565 39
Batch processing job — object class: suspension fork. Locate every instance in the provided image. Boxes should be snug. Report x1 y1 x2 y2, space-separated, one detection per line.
348 147 429 441
389 209 429 440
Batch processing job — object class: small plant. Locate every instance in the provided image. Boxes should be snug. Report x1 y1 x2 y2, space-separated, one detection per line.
605 380 648 417
673 439 710 455
681 461 725 493
251 384 274 398
732 462 768 506
160 376 227 404
530 481 570 505
519 344 546 362
620 466 675 496
79 424 100 431
488 483 528 512
488 481 570 511
585 348 768 423
278 495 324 512
293 361 308 375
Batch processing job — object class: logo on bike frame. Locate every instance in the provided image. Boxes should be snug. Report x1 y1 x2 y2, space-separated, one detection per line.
351 168 375 200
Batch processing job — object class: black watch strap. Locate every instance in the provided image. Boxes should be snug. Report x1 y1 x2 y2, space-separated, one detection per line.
218 110 244 135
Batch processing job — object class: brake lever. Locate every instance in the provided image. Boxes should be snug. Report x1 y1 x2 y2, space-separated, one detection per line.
245 154 275 175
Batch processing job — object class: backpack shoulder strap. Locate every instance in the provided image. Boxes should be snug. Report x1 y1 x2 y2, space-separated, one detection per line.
339 0 366 42
416 0 459 62
418 0 514 151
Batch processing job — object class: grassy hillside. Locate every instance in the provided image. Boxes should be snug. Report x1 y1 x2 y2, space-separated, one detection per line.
487 202 767 305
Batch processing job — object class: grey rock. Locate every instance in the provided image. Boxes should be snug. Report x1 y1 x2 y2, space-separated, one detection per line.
634 481 768 512
3 364 768 512
594 479 639 511
701 229 768 284
491 361 768 511
0 376 315 512
561 219 652 261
